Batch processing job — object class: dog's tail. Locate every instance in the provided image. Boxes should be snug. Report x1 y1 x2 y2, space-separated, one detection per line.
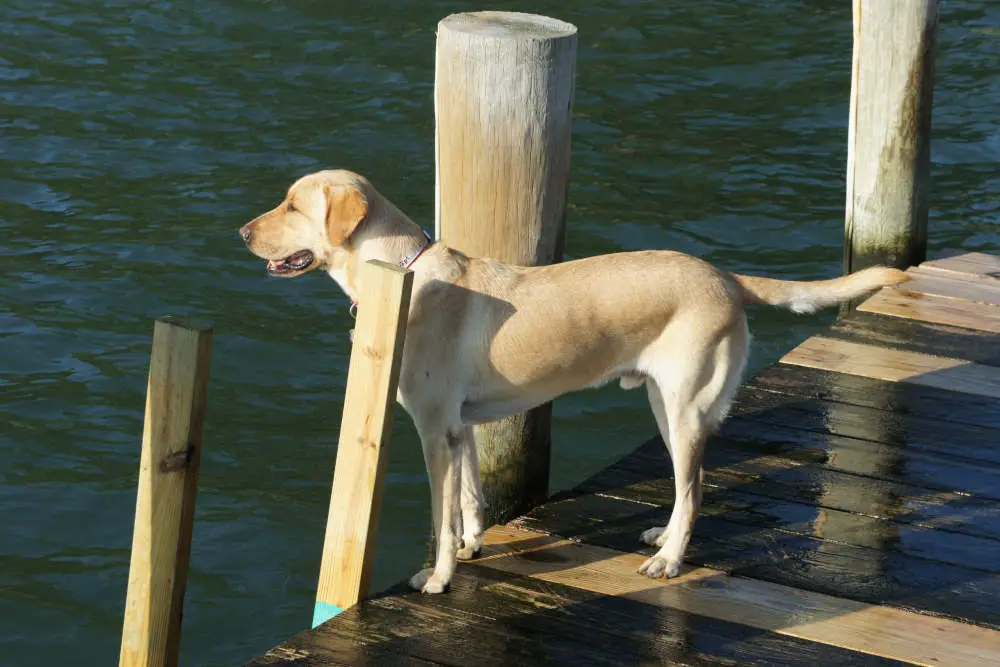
733 266 909 314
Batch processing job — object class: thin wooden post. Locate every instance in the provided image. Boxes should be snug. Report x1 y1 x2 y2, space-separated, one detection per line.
313 260 413 628
435 11 577 524
120 319 213 667
843 0 938 274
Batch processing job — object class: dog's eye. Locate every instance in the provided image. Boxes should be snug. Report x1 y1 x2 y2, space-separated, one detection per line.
287 202 297 213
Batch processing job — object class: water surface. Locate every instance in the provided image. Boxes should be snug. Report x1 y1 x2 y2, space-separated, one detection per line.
1 1 998 664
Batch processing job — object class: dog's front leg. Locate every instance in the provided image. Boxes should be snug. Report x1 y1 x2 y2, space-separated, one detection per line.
409 426 461 594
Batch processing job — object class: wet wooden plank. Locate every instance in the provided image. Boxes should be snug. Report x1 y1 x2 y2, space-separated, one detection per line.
713 415 1000 503
899 268 1000 306
750 359 1000 430
479 524 1000 667
405 565 897 667
827 309 1000 367
244 565 898 667
514 490 1000 632
857 289 1000 333
245 614 439 667
919 251 1000 279
732 384 1000 467
573 437 1000 570
781 336 1000 398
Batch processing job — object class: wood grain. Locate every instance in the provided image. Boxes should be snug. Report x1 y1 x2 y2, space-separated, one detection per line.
314 261 413 620
434 11 577 523
781 336 1000 398
246 566 899 667
843 0 937 272
120 319 213 667
920 251 1000 279
826 310 1000 368
519 491 1000 630
890 269 1000 306
859 289 1000 333
478 524 1000 667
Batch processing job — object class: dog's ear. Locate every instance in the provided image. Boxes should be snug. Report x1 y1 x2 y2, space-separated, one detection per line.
324 184 368 246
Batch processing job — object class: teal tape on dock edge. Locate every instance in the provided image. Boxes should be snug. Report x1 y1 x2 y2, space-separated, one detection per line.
312 601 344 628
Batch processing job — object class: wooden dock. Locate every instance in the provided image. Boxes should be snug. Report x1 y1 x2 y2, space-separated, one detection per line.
247 251 1000 667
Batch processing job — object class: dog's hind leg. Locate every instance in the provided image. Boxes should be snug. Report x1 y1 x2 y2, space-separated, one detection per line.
456 426 486 560
409 419 463 594
638 318 749 578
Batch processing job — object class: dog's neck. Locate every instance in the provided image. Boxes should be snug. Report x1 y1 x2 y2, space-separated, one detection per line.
332 201 457 308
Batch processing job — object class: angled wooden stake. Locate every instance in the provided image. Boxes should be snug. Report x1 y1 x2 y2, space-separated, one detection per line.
120 318 213 667
313 260 413 627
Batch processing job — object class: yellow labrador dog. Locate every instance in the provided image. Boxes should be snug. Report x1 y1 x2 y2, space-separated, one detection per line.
239 169 908 594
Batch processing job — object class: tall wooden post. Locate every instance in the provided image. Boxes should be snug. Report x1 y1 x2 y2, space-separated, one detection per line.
843 0 938 274
313 261 413 627
435 11 577 524
120 319 213 667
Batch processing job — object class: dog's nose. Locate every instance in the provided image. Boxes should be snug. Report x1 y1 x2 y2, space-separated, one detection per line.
239 223 253 244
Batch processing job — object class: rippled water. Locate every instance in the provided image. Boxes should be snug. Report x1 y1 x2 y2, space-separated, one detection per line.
2 1 997 664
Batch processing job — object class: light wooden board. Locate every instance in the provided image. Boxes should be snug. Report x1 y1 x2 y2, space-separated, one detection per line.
120 319 213 667
858 288 1000 333
894 268 1000 306
314 261 413 624
780 336 1000 399
920 251 1000 279
478 524 1000 667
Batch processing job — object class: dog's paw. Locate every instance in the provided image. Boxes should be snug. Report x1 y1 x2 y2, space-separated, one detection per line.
640 526 669 548
638 555 681 579
456 535 483 561
409 568 448 594
456 545 481 561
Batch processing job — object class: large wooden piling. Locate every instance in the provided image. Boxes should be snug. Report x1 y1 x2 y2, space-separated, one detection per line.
313 261 413 627
843 0 938 274
434 11 578 523
120 319 213 667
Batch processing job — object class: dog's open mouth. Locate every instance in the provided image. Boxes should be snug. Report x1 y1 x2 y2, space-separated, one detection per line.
266 250 315 276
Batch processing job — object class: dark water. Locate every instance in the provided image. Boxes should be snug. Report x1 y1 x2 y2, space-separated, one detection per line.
2 1 997 664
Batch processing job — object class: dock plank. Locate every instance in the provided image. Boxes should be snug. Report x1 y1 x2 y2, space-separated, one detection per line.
781 336 1000 398
515 490 1000 630
585 435 1000 557
245 564 903 667
900 268 1000 306
826 310 1000 367
732 384 1000 466
478 525 1000 667
858 289 1000 333
714 417 1000 505
747 364 1000 430
919 251 1000 279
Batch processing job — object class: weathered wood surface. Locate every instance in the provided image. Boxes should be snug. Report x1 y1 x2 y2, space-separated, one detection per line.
247 253 1000 666
842 0 937 272
434 11 578 523
920 250 1000 278
896 268 1000 306
782 336 1000 397
859 289 1000 333
248 564 909 667
823 310 1000 368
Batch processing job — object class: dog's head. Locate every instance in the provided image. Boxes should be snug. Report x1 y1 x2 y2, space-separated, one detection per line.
239 170 370 279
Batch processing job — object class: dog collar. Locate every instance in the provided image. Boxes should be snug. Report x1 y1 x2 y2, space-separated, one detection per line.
400 228 433 270
349 229 432 319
